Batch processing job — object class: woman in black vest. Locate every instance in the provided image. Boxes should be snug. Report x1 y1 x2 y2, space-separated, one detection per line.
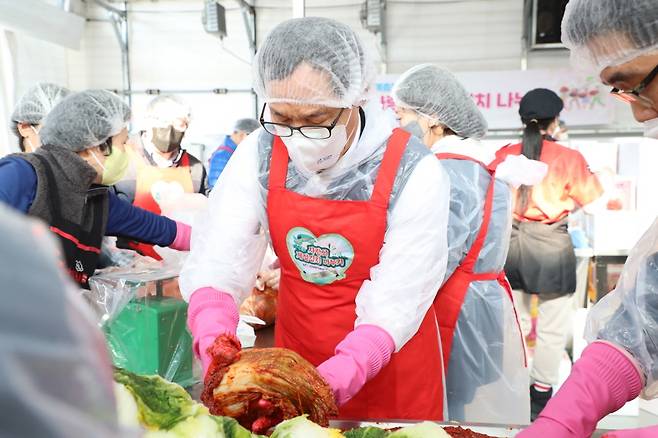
0 89 191 288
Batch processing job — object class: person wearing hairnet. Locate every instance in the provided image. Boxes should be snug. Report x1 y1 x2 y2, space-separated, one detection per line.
115 94 206 206
0 204 136 437
518 1 658 436
207 118 260 190
0 90 191 288
113 94 205 259
495 88 603 420
180 17 450 430
392 64 544 425
9 82 70 153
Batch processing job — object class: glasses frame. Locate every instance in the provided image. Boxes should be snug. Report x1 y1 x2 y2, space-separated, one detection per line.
259 103 345 139
99 139 113 157
610 63 658 108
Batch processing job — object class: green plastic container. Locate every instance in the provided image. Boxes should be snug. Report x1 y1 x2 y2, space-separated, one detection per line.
104 295 195 387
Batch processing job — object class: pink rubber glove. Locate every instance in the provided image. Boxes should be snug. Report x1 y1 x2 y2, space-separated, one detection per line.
603 426 658 437
518 341 643 438
317 324 395 406
170 221 191 251
187 287 239 377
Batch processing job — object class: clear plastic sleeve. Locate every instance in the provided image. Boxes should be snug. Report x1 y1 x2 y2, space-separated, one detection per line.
88 257 196 388
585 217 658 398
0 205 135 437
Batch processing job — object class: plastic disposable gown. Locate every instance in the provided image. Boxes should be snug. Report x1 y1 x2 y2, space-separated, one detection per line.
435 136 530 425
586 217 658 398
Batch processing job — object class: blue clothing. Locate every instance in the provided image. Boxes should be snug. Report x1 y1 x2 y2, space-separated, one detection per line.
207 135 237 189
0 157 37 213
0 156 177 246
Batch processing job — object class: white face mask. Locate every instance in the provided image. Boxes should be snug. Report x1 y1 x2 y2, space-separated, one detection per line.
281 110 352 175
23 125 40 152
643 117 658 139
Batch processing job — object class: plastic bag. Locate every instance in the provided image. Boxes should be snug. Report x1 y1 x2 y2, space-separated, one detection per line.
586 217 658 398
88 257 196 388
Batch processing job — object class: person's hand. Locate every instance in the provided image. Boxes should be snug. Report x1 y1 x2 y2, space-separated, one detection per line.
169 221 191 251
516 342 642 438
256 269 281 291
317 325 395 406
187 288 240 377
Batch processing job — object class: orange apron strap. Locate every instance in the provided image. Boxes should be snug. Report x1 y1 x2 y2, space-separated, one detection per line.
370 128 410 206
460 168 497 272
436 152 488 169
487 143 513 170
498 272 529 366
268 136 290 190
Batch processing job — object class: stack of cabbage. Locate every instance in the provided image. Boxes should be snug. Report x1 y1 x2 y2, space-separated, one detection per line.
113 368 451 438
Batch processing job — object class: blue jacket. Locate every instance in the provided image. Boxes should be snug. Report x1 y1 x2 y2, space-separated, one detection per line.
207 135 238 189
0 156 177 245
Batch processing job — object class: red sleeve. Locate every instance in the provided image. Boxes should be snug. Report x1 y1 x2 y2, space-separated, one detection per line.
567 150 604 207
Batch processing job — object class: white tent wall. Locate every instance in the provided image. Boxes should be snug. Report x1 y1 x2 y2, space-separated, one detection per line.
63 0 257 161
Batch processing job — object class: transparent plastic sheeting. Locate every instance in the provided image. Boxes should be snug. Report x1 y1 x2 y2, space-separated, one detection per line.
586 217 658 399
440 159 530 425
0 205 136 437
87 257 195 386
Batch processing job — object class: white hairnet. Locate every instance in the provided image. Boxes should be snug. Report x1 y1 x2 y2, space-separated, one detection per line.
392 64 487 139
40 90 130 152
144 94 191 127
253 17 374 108
9 82 70 137
0 205 125 437
234 118 259 134
562 0 658 73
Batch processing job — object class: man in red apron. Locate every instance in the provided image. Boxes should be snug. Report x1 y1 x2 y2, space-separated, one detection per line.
392 64 542 424
180 17 452 427
114 95 206 259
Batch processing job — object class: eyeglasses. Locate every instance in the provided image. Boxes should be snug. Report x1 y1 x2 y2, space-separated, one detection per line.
99 140 113 157
259 103 345 139
610 64 658 108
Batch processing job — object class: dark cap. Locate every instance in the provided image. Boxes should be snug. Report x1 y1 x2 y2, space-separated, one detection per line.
519 88 564 120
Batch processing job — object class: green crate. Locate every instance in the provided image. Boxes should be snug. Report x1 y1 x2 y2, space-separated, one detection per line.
103 296 195 387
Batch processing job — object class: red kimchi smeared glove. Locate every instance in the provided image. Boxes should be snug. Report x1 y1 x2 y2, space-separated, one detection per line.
187 287 239 377
518 341 643 438
317 324 395 406
170 221 192 251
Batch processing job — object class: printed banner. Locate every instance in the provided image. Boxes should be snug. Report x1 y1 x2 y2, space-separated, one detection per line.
375 69 615 129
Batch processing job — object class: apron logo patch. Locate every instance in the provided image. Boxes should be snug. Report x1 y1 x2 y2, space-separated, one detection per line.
75 260 84 272
286 227 354 285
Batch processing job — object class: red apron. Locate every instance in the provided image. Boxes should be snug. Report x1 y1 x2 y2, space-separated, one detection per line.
129 151 194 260
434 153 527 371
133 152 194 215
267 129 445 421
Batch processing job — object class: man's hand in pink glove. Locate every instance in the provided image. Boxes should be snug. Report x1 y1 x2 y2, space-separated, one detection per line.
317 324 395 406
518 341 643 438
187 287 240 377
170 221 192 251
604 426 658 437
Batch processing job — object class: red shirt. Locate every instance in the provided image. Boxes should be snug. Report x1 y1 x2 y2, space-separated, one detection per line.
497 140 603 224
